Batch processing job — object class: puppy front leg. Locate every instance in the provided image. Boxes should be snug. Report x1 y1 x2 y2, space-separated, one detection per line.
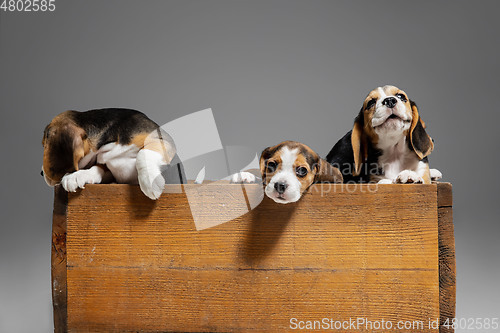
395 161 430 184
135 129 177 200
417 161 431 184
136 148 168 200
430 168 443 181
61 164 111 192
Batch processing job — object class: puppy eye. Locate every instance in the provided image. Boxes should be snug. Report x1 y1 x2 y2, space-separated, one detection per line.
296 166 308 178
266 161 277 173
366 98 377 109
396 93 407 102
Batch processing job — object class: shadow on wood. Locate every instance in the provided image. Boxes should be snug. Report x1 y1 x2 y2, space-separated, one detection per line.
241 197 297 266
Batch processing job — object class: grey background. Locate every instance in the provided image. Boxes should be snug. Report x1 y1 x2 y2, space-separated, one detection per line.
1 0 499 331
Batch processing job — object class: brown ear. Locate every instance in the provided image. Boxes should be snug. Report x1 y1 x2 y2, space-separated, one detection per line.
409 101 434 159
52 123 88 172
44 123 87 181
314 159 343 183
71 128 87 171
351 109 367 176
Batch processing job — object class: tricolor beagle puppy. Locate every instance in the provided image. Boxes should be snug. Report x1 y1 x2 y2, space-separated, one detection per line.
232 141 343 204
41 108 185 199
326 85 441 184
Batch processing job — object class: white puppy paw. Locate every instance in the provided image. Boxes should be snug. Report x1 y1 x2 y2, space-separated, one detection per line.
395 170 423 184
61 167 103 192
136 149 166 200
138 173 165 200
430 168 443 181
377 179 394 184
230 172 257 184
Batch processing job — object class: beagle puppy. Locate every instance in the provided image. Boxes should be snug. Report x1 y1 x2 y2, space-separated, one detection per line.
326 85 439 184
41 108 185 199
232 141 343 204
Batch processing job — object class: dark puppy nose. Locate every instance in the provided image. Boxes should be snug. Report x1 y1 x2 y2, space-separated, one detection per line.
40 170 44 177
274 182 288 194
382 97 397 108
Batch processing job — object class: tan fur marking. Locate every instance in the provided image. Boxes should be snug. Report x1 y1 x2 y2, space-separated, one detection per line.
293 153 316 193
130 134 148 148
131 132 175 164
419 162 432 184
351 120 367 176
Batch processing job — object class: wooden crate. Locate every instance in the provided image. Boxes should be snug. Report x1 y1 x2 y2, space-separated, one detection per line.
51 183 455 333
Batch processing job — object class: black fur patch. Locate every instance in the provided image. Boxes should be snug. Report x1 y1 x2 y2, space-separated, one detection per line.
326 130 382 183
69 109 160 149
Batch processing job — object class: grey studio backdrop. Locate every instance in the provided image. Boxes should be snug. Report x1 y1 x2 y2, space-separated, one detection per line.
1 0 499 331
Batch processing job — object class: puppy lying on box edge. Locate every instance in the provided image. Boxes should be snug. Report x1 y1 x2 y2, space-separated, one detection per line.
41 108 185 199
326 85 442 184
232 140 343 204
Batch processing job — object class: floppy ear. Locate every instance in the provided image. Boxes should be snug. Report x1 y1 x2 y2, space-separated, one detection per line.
351 109 367 176
314 159 343 183
44 123 87 180
72 129 88 170
409 101 434 159
57 123 88 172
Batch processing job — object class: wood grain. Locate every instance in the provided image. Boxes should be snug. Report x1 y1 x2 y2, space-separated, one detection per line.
51 186 67 333
437 182 453 208
51 183 447 332
437 183 455 333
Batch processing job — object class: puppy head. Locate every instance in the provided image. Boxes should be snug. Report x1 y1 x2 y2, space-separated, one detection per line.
41 112 88 186
351 85 434 174
259 141 342 204
362 85 413 137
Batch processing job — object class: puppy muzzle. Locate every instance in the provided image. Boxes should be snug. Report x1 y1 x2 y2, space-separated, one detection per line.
274 181 288 195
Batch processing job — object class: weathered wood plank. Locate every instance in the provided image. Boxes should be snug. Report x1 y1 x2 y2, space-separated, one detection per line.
438 205 456 333
437 182 452 208
67 268 439 332
51 186 67 333
60 183 441 332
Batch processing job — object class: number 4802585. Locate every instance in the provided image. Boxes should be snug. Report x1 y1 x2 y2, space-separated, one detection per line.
0 0 56 12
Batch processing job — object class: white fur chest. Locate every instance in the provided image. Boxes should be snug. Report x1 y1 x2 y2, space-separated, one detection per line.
95 143 141 183
376 136 419 181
